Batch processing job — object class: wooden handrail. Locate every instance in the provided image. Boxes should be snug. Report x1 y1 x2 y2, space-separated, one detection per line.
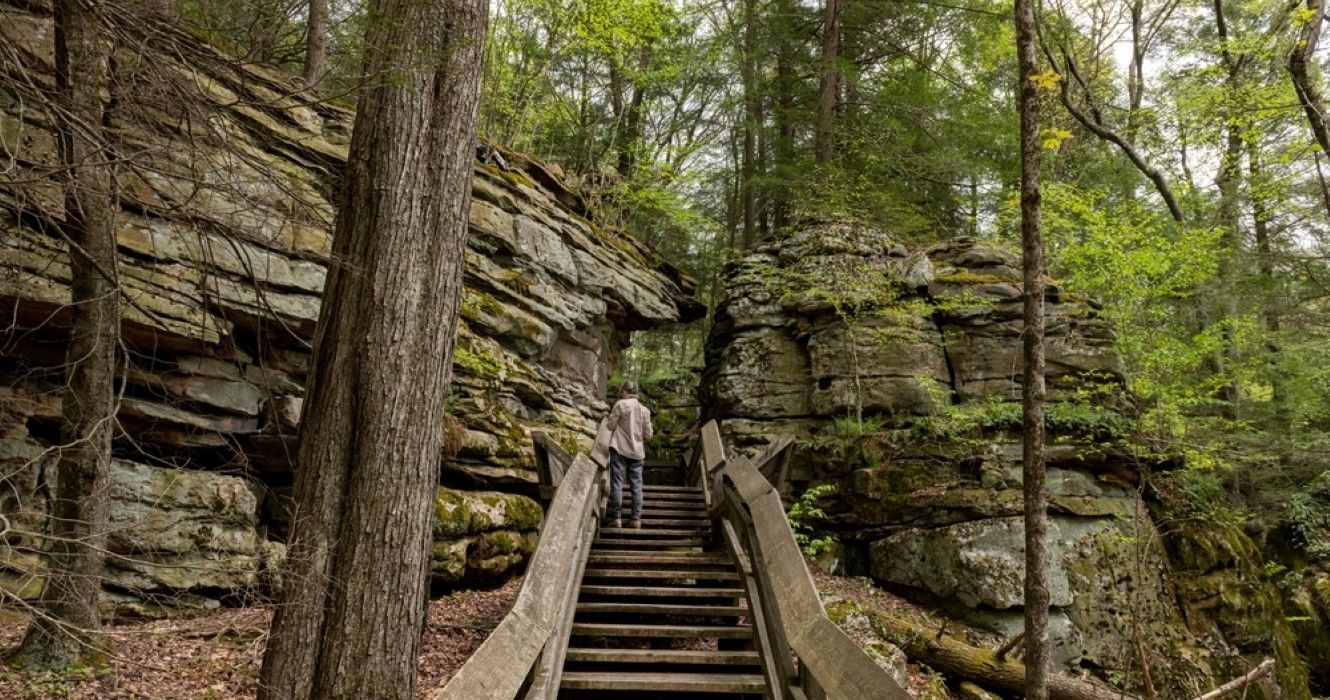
532 431 572 503
438 418 907 700
433 452 601 700
708 420 911 700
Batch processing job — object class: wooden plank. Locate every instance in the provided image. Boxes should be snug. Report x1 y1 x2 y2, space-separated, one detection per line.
524 506 597 700
434 454 598 700
575 602 748 616
583 568 741 580
591 418 611 468
701 419 727 474
532 430 572 491
561 671 765 693
593 537 708 548
565 648 760 665
571 622 752 639
599 527 713 537
587 553 729 565
752 434 794 481
719 455 912 700
719 510 786 700
578 584 743 598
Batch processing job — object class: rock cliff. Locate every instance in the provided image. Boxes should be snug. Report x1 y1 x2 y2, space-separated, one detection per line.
703 221 1312 697
0 2 699 615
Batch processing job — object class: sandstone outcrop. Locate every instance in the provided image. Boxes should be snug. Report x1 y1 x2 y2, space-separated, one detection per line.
702 220 1309 698
0 1 699 612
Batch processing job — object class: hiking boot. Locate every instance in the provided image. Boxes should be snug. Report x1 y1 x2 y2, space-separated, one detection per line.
628 518 641 529
604 517 622 529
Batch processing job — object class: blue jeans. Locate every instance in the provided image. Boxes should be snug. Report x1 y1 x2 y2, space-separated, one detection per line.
608 449 644 520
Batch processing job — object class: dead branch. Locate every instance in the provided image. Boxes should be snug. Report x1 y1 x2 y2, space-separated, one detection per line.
1190 659 1275 700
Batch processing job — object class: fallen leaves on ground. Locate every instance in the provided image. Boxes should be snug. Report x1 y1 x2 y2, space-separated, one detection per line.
0 577 520 700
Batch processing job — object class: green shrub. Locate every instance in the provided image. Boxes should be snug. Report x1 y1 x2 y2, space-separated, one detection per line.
789 483 837 557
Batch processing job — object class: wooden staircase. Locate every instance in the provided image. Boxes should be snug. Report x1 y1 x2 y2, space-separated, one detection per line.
560 484 764 697
436 421 910 700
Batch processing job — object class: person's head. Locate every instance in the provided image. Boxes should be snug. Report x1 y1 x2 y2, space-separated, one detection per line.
620 381 639 398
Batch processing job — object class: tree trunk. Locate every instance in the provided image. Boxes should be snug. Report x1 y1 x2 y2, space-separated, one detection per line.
257 0 487 697
771 0 795 233
741 0 759 249
1015 0 1050 696
1126 0 1145 142
303 0 328 86
1248 143 1278 335
1289 0 1330 159
871 612 1138 700
1212 0 1245 419
815 0 841 164
13 0 119 671
616 45 651 178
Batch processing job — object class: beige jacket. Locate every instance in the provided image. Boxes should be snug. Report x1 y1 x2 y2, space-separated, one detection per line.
607 397 653 461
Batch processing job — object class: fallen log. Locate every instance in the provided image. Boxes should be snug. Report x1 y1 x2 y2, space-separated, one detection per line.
1190 659 1274 700
869 611 1139 700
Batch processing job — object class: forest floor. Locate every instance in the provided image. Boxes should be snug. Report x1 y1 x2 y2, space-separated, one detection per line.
0 577 521 700
0 572 960 699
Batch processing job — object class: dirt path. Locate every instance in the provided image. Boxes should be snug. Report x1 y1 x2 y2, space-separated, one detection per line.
0 578 520 700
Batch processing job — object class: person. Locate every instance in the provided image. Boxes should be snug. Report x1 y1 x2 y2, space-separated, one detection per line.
604 381 652 529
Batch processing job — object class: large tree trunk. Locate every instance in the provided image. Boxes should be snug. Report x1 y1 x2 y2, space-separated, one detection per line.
815 0 840 164
13 0 120 672
740 0 759 249
302 0 328 86
1015 0 1050 696
257 0 488 697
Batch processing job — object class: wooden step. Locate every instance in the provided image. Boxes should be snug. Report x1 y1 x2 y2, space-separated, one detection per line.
560 671 765 693
593 538 709 548
564 648 760 666
583 568 740 581
640 486 702 493
576 602 747 617
599 527 711 537
623 491 704 500
587 553 729 566
628 518 711 528
570 622 752 639
638 511 712 521
579 585 744 598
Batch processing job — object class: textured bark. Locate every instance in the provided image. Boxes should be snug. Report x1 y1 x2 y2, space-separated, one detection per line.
302 0 327 85
1015 0 1050 696
815 0 841 164
740 0 758 249
1290 0 1330 159
13 0 120 671
257 0 488 697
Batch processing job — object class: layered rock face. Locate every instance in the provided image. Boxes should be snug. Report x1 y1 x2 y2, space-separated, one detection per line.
703 221 1307 697
0 2 698 614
